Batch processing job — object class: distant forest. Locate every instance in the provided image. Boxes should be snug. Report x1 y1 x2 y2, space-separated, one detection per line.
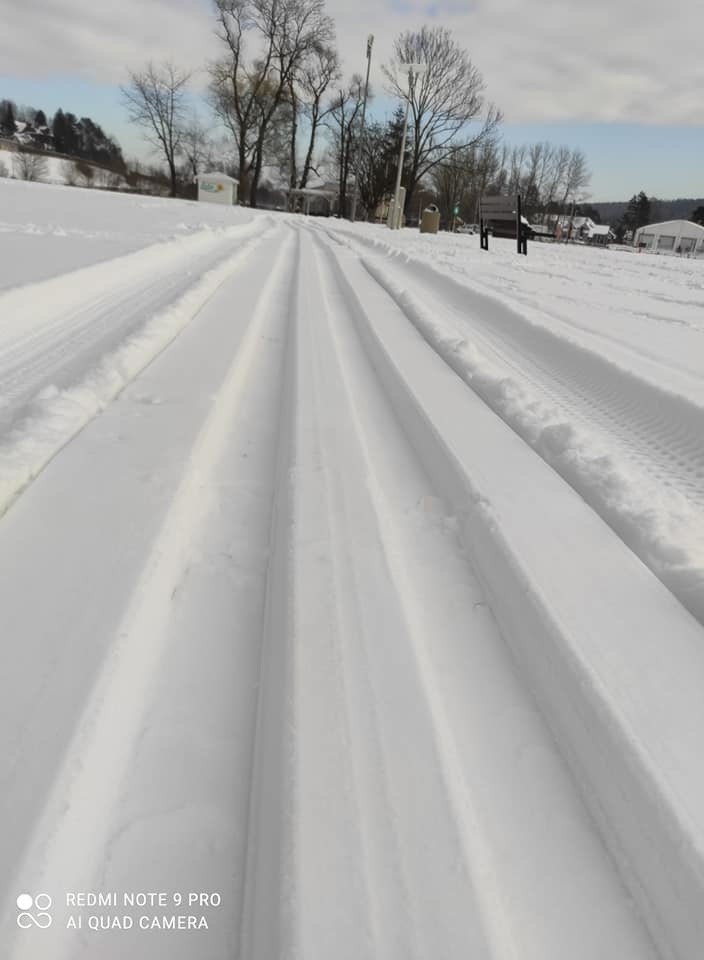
0 98 125 173
593 198 704 223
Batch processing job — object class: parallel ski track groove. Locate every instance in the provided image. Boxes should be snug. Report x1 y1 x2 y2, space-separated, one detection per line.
318 225 704 507
0 225 271 427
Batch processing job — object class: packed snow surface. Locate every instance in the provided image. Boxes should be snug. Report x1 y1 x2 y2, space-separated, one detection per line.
1 179 703 960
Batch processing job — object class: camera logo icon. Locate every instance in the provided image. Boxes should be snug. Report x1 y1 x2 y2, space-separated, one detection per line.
16 893 52 929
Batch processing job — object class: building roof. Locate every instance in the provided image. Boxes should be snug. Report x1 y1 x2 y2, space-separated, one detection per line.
636 219 704 235
197 171 239 184
286 186 337 198
588 224 612 236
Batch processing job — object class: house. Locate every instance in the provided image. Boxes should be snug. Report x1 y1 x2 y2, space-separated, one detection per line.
547 215 614 244
584 223 614 245
12 120 54 151
633 220 704 255
529 223 555 241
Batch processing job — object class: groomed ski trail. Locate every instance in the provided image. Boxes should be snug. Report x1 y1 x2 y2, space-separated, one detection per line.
3 216 704 960
313 222 704 623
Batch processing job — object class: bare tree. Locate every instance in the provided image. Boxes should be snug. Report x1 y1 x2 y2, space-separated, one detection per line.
383 25 501 213
75 159 95 186
14 150 48 182
326 74 365 217
209 0 335 206
519 142 550 215
290 43 340 193
561 147 591 207
121 61 191 197
541 145 571 216
430 135 503 223
484 141 591 227
180 114 214 180
61 159 79 186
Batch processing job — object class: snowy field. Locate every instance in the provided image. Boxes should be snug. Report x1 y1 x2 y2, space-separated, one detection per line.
1 178 704 960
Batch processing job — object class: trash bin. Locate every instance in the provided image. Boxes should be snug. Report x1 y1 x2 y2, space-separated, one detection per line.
420 204 440 234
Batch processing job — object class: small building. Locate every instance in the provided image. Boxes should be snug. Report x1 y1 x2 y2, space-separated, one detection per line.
550 215 614 244
634 220 704 255
585 223 614 246
530 223 555 241
197 172 238 206
286 184 337 216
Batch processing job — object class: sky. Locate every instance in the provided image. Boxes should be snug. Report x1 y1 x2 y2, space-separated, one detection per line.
1 0 703 202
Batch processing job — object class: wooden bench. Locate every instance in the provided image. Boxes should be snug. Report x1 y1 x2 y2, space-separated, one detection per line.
479 194 528 255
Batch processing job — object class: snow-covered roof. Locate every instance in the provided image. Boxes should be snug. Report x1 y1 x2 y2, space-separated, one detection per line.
636 220 704 236
197 171 238 184
287 186 337 198
588 224 612 236
555 215 593 229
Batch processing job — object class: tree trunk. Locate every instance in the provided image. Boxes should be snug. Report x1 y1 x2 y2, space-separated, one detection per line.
238 142 250 205
168 157 177 198
250 140 265 208
288 83 298 206
300 108 318 189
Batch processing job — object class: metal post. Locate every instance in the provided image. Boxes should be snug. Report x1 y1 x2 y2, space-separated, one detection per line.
566 197 576 243
390 63 425 230
517 193 522 255
390 80 411 230
350 35 374 223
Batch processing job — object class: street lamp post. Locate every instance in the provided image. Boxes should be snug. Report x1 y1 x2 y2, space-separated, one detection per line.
389 62 426 230
566 194 587 243
350 34 374 223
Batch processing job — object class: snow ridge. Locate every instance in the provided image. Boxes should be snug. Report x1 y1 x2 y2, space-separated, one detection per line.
0 219 273 518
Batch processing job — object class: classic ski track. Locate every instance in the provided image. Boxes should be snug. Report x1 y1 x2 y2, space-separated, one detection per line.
0 222 275 522
0 221 272 426
0 217 688 960
256 225 660 959
317 224 704 504
312 226 704 960
320 224 704 386
3 225 296 960
314 224 704 618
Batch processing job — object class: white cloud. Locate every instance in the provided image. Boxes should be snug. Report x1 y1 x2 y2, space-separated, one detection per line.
1 0 703 125
0 0 216 85
332 0 704 127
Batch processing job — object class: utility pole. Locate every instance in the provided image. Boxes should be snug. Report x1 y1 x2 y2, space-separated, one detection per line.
349 34 373 223
389 62 426 230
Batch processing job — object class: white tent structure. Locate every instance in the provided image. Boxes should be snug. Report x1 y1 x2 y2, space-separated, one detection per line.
634 220 704 255
286 186 337 215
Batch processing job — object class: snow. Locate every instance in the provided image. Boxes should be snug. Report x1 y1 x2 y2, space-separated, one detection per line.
319 221 704 620
1 181 703 960
0 146 129 190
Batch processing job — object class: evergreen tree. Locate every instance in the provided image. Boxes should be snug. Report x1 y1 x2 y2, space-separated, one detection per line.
690 205 704 226
353 107 412 218
63 113 81 156
0 99 16 137
621 190 651 234
576 202 601 223
52 109 67 152
34 109 48 128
